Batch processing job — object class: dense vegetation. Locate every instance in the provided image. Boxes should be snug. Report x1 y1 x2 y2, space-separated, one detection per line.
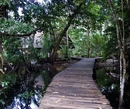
0 0 130 109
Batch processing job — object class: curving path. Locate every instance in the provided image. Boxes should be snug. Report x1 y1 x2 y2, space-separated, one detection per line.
39 58 112 109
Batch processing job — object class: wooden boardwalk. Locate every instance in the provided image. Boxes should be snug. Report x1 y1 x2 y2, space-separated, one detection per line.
39 58 112 109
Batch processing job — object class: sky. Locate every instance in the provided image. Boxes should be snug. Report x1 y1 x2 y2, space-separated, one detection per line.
10 0 51 16
37 0 43 4
18 0 46 16
36 0 51 4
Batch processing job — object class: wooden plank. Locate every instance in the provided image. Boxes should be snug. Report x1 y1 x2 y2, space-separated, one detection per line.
39 58 112 109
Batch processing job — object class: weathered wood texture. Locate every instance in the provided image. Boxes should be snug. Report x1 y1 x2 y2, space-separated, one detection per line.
39 58 112 109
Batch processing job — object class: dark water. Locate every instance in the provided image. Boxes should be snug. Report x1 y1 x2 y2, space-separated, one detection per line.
96 69 130 109
0 64 58 109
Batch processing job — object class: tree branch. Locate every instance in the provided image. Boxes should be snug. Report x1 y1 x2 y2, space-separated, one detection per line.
107 0 122 47
51 2 85 60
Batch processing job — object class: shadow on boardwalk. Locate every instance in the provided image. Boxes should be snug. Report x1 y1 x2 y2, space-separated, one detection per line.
39 58 112 109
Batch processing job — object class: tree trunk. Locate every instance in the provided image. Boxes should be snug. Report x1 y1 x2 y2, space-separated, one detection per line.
107 0 126 108
118 48 123 109
51 3 84 61
119 47 126 109
119 1 126 108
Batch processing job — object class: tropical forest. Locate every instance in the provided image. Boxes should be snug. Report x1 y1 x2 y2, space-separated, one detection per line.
0 0 130 109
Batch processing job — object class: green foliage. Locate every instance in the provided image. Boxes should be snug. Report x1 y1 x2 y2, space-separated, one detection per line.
0 18 34 35
60 45 71 59
18 91 34 99
41 71 51 90
69 28 105 57
0 78 11 106
40 33 54 59
2 37 23 63
96 69 114 88
69 28 87 57
90 33 105 57
0 0 10 6
103 25 119 58
87 2 101 16
0 0 108 59
25 45 39 62
1 0 130 107
0 81 10 88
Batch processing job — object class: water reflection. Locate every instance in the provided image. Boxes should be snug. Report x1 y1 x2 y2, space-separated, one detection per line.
96 69 119 109
0 60 72 109
6 88 42 109
1 66 52 109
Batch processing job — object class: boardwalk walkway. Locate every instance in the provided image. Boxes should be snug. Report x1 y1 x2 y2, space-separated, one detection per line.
39 58 112 109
